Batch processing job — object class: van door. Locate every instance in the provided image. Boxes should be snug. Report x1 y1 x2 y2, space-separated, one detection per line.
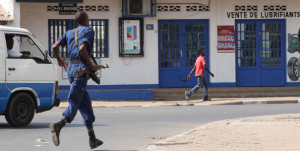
5 33 56 107
0 31 10 114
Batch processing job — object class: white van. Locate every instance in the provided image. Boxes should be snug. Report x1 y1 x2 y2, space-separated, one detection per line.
0 26 60 127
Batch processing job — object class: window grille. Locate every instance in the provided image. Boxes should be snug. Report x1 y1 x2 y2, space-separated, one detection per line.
48 19 109 58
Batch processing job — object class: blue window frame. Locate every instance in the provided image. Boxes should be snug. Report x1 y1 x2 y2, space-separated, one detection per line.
48 19 109 58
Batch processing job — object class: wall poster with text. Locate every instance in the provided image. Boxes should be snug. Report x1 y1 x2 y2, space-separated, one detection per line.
217 25 235 53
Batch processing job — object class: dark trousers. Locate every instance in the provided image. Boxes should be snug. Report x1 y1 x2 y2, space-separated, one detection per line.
63 69 95 125
187 76 208 99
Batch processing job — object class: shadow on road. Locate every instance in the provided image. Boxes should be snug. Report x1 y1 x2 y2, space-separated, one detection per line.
0 123 108 129
95 150 138 151
152 142 190 146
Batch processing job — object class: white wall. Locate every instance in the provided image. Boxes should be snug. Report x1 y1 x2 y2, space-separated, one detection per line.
21 0 159 86
214 0 300 83
19 0 300 87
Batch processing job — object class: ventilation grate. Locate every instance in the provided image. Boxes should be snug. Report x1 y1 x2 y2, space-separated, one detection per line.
186 5 209 12
264 5 286 11
47 5 109 12
157 5 181 12
235 5 258 11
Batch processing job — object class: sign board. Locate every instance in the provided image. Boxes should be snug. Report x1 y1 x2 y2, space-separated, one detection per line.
16 0 82 2
119 18 144 57
146 24 154 30
217 26 235 53
59 3 77 15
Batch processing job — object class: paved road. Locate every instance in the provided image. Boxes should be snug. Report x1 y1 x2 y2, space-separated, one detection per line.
0 104 300 151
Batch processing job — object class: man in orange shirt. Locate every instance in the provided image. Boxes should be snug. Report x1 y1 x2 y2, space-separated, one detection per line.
185 49 214 101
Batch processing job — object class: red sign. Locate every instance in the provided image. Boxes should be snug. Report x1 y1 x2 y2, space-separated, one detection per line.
217 26 235 53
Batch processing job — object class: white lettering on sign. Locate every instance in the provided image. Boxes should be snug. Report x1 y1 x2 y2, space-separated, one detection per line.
217 43 235 49
227 5 300 19
218 35 234 42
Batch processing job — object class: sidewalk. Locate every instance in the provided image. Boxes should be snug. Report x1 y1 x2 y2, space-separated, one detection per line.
146 113 300 151
58 96 300 108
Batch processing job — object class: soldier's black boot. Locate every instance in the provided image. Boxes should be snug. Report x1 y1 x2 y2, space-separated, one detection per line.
49 116 67 146
87 124 103 149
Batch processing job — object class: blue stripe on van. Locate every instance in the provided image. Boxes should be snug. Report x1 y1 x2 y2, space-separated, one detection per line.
0 83 55 114
0 83 11 114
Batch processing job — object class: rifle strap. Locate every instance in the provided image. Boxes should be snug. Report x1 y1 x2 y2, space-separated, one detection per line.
91 55 98 65
75 28 97 65
75 28 78 46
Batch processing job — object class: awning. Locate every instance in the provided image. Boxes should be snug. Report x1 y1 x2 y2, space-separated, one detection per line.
0 5 13 22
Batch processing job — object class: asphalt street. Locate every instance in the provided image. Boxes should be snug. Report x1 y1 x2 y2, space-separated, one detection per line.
0 104 300 151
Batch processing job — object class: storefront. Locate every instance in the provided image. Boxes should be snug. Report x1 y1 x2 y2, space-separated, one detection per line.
2 0 300 89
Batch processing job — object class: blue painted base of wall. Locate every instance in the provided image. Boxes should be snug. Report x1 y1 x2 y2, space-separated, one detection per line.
59 84 159 90
58 90 155 101
210 83 236 87
57 82 300 101
286 82 300 86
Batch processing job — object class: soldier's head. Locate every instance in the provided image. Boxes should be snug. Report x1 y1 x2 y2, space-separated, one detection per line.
75 11 89 26
198 49 205 57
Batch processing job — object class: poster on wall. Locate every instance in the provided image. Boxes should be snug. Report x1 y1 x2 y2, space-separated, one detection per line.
287 29 300 82
124 20 140 54
217 26 235 53
119 18 144 57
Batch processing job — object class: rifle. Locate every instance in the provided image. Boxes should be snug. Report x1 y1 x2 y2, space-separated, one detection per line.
75 64 109 84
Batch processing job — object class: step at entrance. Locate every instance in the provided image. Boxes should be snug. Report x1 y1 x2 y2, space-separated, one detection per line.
154 87 300 101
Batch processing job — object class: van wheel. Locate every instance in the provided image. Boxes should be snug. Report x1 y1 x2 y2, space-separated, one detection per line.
287 57 300 81
5 93 35 127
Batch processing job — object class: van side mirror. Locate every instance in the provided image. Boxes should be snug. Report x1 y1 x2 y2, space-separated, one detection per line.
44 50 49 60
44 50 50 63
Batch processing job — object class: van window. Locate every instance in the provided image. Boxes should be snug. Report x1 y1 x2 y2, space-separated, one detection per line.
5 33 50 63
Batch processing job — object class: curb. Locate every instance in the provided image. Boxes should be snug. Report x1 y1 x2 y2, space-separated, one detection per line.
174 100 300 106
216 100 300 105
57 99 300 108
146 125 208 151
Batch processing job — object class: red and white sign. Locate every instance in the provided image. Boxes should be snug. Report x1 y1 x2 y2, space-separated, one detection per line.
217 26 235 53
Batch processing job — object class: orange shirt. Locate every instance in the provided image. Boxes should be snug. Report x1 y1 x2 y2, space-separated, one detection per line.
195 56 206 76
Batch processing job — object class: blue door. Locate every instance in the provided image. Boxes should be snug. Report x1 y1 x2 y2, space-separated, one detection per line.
236 19 286 86
158 20 209 88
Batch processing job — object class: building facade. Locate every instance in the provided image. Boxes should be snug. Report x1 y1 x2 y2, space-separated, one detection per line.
2 0 300 89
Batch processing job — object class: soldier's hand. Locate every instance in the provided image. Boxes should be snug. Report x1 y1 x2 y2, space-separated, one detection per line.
90 64 98 72
57 59 64 67
86 71 90 80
